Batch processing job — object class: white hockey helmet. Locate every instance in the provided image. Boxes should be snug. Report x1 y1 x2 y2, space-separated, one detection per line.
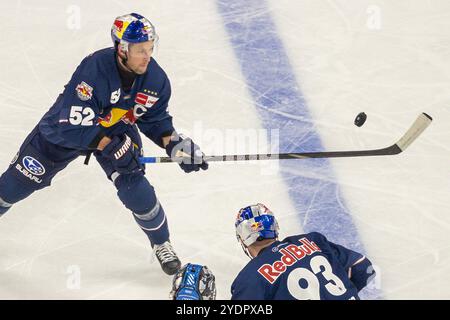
111 13 158 52
235 203 280 248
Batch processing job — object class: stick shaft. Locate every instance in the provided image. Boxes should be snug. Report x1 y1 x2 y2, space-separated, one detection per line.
140 113 432 164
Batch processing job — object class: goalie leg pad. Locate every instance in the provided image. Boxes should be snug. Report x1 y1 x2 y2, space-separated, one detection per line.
115 172 169 246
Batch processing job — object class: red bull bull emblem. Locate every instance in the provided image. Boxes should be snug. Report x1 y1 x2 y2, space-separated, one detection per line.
251 221 262 231
76 81 93 101
114 20 124 33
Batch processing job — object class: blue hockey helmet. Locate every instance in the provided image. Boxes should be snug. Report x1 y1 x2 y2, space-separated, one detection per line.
111 13 158 51
169 263 216 300
235 203 280 247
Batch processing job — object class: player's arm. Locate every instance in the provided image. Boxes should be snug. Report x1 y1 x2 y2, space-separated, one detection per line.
312 232 375 292
97 136 112 150
347 256 375 291
44 53 133 152
53 67 142 173
137 78 208 173
136 77 175 148
161 135 172 148
50 69 109 151
329 243 375 291
58 97 128 154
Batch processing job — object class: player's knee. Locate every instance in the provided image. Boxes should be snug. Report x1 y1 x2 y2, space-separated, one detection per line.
115 172 158 214
0 167 40 215
115 173 167 236
0 170 36 205
0 199 12 216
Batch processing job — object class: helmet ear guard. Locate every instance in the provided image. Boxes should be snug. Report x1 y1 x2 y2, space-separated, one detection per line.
117 41 129 53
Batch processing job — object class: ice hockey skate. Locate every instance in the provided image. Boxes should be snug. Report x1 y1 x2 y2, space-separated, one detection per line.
153 241 181 275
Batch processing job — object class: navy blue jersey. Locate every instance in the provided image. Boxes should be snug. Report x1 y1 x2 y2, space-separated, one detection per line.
231 232 374 300
38 47 174 150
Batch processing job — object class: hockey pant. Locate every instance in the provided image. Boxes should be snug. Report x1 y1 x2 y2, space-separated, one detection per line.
0 125 169 246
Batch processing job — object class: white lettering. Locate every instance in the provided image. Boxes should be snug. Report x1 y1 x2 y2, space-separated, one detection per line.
133 104 147 119
114 136 132 160
15 164 43 184
177 305 210 317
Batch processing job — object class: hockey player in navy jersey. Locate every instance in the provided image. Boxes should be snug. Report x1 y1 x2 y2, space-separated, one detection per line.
232 204 376 300
0 13 209 276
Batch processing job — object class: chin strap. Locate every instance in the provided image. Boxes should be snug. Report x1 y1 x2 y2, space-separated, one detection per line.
121 52 128 67
116 42 138 75
120 52 139 75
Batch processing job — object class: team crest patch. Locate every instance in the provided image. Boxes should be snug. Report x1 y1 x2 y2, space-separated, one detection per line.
22 156 46 176
76 81 93 101
135 92 159 108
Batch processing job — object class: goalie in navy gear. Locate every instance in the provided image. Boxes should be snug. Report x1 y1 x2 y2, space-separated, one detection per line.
0 13 209 276
170 263 216 300
232 204 376 300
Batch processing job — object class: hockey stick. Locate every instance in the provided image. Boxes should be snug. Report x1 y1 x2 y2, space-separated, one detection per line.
139 113 432 164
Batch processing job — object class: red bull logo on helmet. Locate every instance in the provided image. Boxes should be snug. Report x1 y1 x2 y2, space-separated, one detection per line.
112 19 130 40
251 221 263 232
113 19 124 33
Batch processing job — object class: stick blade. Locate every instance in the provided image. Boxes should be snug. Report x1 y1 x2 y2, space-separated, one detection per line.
395 113 432 152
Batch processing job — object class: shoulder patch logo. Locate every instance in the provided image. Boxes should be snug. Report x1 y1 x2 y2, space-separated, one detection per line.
135 92 159 108
76 81 93 101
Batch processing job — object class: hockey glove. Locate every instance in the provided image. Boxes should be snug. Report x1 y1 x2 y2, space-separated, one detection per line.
165 133 208 173
102 134 143 175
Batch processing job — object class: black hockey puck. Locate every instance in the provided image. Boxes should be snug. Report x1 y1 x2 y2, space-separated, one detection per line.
354 112 367 127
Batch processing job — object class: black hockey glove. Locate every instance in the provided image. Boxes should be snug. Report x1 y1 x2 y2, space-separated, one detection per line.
102 134 143 175
165 133 208 173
